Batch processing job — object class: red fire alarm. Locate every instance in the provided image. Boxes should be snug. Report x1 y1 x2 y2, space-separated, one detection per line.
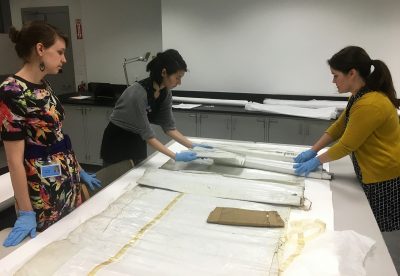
76 19 83 39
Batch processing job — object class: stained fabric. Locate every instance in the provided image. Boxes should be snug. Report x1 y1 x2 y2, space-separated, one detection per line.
0 76 82 231
245 102 338 120
16 187 290 275
137 168 304 206
161 158 304 186
192 146 331 180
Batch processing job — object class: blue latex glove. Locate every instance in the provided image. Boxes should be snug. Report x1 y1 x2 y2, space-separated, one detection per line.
293 149 317 163
192 143 213 149
80 170 102 191
175 151 198 162
293 157 322 176
3 210 37 247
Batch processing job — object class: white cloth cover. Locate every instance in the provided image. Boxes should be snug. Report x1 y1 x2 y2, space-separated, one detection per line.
138 168 304 206
211 144 299 162
172 103 202 109
173 96 248 106
192 147 331 180
161 158 304 186
17 187 290 276
263 98 347 110
284 230 375 276
245 102 338 120
194 147 246 166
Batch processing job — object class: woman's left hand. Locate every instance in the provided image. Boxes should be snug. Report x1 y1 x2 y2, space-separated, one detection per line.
293 157 322 176
80 170 102 190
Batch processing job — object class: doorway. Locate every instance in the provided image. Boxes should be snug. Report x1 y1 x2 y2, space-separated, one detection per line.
21 6 75 95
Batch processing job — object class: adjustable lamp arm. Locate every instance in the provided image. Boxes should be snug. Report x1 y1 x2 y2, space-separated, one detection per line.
123 52 151 86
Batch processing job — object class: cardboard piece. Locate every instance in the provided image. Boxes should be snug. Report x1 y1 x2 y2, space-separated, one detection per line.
207 207 285 227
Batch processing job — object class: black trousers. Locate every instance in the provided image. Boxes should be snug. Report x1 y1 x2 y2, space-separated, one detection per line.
100 122 147 166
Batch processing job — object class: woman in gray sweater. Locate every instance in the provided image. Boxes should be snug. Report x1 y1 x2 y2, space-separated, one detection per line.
101 49 208 166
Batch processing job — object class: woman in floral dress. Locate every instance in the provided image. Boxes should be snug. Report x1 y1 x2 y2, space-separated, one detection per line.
0 21 101 247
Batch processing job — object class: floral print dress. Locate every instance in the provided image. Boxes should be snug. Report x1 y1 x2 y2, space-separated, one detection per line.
0 75 82 231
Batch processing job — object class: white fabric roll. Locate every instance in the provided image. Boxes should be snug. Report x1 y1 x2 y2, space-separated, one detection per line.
263 98 348 110
245 102 338 120
173 96 249 107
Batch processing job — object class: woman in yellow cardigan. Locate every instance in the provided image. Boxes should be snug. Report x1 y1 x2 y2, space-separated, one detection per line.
293 46 400 233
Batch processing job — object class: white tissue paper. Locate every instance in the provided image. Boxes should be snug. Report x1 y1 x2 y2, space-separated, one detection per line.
284 230 375 276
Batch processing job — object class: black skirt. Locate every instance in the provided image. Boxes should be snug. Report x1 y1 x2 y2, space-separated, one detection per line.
362 177 400 232
100 122 147 166
352 154 400 232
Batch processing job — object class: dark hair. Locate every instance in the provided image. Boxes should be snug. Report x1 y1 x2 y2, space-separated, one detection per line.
328 46 398 108
146 49 187 86
9 21 69 62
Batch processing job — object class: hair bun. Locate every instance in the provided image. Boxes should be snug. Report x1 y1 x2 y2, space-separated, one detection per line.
9 26 20 43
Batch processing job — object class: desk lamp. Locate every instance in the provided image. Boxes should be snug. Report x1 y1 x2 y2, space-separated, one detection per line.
123 52 151 86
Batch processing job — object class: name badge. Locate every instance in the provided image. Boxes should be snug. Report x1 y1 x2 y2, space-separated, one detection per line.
40 164 61 178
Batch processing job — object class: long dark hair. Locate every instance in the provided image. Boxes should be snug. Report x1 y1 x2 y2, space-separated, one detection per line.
9 20 68 63
146 49 187 86
328 46 398 108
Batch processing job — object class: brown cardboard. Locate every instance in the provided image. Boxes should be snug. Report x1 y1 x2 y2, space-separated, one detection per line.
207 207 285 227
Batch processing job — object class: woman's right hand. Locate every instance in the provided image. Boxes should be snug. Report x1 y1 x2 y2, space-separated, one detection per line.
3 210 37 247
175 151 198 162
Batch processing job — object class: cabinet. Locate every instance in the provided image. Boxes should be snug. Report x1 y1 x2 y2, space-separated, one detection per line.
231 115 266 142
63 105 112 165
173 112 197 137
86 107 114 164
304 120 331 145
62 105 86 162
172 111 231 140
173 111 332 146
198 113 231 139
267 117 305 145
267 117 331 146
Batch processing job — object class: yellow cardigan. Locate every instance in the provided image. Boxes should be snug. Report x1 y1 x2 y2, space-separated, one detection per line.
326 91 400 184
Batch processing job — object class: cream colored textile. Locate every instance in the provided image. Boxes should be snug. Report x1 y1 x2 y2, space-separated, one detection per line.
193 147 331 180
195 147 246 166
212 144 299 162
173 96 248 107
161 158 304 186
245 102 338 120
263 98 347 110
138 168 304 206
18 187 290 276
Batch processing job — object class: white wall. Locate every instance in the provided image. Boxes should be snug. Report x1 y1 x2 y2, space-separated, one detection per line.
7 0 399 95
162 0 400 96
9 0 87 88
9 0 162 86
0 34 20 74
81 0 162 84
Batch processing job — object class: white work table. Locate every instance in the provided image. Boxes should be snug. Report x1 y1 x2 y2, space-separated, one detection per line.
0 139 397 275
330 159 397 275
